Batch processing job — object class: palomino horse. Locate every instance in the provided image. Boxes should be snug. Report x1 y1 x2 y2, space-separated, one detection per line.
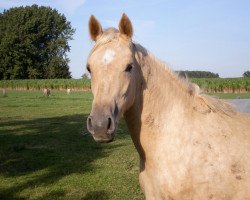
86 14 250 200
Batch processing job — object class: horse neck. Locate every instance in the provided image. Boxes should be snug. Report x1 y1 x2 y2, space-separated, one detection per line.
138 48 192 121
124 45 192 161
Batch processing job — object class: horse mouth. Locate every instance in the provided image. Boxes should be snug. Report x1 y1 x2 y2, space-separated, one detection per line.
94 137 114 143
93 131 116 143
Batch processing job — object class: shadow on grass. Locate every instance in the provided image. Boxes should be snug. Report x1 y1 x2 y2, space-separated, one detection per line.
82 191 109 200
0 114 125 199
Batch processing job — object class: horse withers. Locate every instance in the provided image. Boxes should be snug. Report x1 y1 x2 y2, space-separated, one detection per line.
86 14 250 200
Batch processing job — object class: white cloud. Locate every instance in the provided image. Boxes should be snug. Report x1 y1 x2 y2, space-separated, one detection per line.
0 0 86 15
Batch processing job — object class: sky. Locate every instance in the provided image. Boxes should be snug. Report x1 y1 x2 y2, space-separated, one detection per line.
0 0 250 78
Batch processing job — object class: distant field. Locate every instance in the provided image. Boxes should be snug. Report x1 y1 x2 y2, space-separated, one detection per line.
0 77 250 93
0 91 143 200
192 77 250 93
0 79 91 91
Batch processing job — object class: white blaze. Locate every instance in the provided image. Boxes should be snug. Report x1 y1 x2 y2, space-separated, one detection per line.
102 49 115 65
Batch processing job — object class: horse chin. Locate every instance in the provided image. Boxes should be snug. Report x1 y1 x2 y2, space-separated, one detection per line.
93 131 116 143
94 137 114 143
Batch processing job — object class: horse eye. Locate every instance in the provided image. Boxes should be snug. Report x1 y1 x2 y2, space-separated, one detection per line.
125 64 133 72
86 64 91 73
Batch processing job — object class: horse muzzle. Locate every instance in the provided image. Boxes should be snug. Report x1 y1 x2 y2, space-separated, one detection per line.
87 114 116 143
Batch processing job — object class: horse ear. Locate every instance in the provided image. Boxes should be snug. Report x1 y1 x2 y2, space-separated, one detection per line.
89 15 103 41
119 13 133 39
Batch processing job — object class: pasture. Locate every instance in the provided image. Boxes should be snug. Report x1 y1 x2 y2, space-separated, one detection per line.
1 90 249 199
0 91 143 200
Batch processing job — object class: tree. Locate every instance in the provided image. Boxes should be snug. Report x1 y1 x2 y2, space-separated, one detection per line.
243 71 250 77
0 5 75 79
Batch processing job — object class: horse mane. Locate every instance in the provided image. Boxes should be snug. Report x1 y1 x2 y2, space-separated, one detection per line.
133 43 236 117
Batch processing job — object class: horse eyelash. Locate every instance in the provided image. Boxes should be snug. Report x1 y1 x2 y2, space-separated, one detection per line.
125 64 133 72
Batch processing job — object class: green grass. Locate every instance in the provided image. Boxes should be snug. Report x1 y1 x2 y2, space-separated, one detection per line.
0 91 143 200
1 90 249 199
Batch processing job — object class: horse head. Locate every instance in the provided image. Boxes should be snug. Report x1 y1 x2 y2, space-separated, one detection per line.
86 14 139 143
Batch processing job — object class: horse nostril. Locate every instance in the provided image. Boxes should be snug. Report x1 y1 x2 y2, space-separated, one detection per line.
107 117 112 130
87 115 115 135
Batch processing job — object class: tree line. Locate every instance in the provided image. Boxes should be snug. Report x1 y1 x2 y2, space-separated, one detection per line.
176 71 219 78
176 70 250 78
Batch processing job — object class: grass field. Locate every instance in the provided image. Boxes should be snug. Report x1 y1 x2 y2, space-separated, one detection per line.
0 91 143 200
1 91 250 200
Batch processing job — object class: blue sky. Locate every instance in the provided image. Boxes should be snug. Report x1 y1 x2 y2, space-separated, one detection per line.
1 0 250 78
